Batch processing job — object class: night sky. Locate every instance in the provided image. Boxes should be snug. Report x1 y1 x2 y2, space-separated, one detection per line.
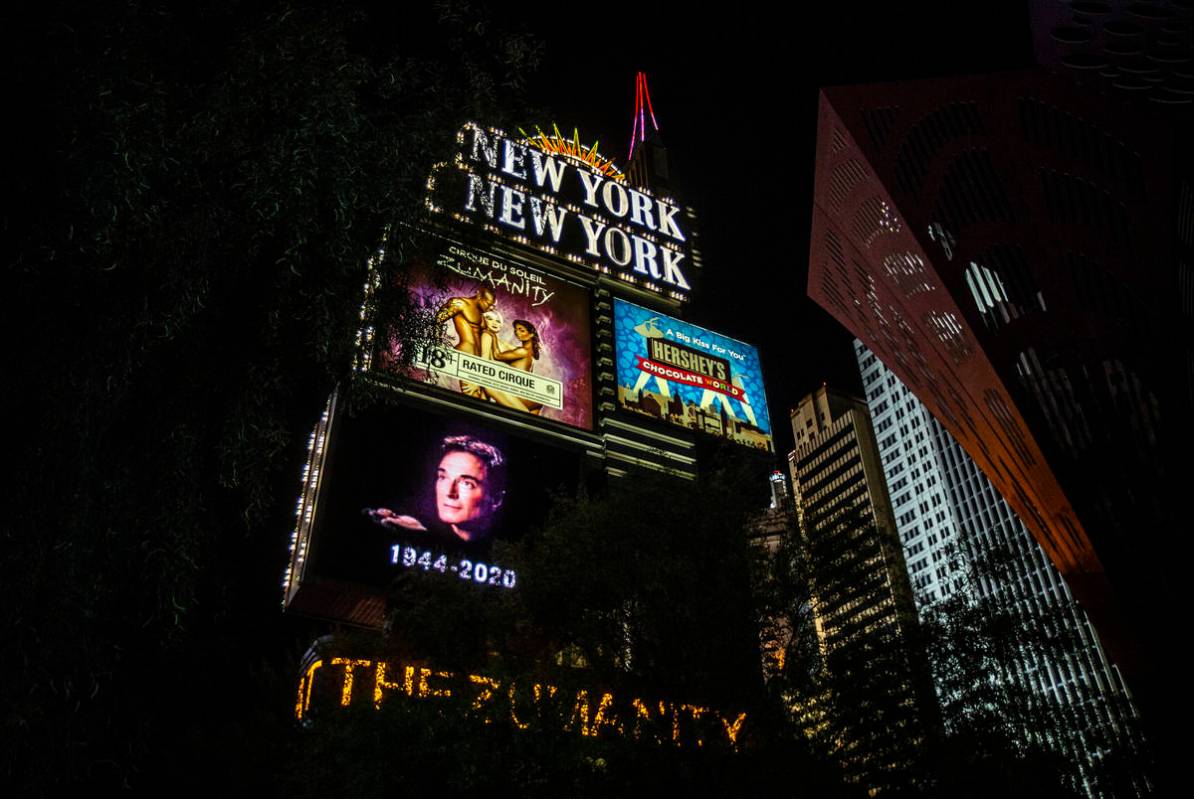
7 7 1177 791
509 4 1035 457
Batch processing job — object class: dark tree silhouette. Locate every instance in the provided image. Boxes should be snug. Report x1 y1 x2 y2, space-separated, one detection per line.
281 455 860 797
6 1 537 792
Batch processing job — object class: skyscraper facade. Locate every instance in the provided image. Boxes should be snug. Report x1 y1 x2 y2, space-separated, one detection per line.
856 339 1149 797
805 71 1190 766
787 386 930 793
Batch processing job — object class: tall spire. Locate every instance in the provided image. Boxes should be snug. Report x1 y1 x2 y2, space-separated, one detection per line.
626 72 670 193
627 71 661 162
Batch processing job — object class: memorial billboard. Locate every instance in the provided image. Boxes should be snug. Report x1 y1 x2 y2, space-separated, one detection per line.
287 398 586 624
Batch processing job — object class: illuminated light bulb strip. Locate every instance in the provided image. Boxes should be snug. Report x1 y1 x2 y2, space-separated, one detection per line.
295 657 751 749
295 659 323 719
441 144 679 238
427 156 689 299
282 399 333 602
463 121 668 203
518 123 625 182
425 122 691 300
352 246 389 373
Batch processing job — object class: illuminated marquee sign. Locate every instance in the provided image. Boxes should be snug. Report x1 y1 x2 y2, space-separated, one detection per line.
429 123 694 298
296 656 749 750
613 299 773 452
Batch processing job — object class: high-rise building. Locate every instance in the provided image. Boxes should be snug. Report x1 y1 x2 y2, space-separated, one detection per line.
787 386 931 793
805 71 1190 769
855 339 1149 797
282 80 783 765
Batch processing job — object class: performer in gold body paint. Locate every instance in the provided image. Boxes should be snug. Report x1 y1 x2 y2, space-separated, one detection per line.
479 312 544 416
435 285 496 398
495 320 543 415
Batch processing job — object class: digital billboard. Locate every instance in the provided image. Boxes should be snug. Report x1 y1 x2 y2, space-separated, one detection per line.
373 231 593 431
613 299 773 452
291 399 587 622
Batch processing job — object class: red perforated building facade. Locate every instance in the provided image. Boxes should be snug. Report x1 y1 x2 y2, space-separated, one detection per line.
806 71 1192 765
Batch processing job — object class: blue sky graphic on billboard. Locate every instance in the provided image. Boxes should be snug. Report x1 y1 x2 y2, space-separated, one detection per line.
613 299 773 452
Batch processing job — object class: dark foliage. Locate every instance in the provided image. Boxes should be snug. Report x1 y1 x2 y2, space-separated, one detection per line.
763 501 1149 797
914 540 1153 798
280 458 859 797
5 1 537 792
756 502 936 794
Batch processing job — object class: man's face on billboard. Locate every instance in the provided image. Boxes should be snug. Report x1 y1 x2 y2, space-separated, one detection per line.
435 450 490 532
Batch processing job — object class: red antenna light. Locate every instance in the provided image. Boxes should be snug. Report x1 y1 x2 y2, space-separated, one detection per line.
628 71 661 161
642 73 658 129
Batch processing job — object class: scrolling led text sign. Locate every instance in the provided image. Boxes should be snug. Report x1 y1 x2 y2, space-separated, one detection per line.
428 123 695 299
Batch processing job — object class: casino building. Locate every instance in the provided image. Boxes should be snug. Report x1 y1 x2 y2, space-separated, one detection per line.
281 74 776 632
